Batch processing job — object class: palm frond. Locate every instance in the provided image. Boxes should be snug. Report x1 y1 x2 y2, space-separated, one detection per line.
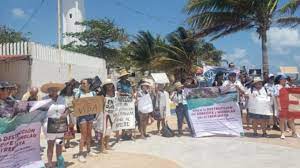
280 0 300 14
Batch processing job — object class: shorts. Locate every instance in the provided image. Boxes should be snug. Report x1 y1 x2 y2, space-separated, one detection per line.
248 113 271 120
77 115 95 124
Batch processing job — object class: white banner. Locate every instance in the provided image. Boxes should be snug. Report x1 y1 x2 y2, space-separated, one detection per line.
187 88 244 137
113 96 135 131
0 122 44 168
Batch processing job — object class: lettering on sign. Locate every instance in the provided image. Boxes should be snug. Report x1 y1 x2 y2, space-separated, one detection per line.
73 96 104 117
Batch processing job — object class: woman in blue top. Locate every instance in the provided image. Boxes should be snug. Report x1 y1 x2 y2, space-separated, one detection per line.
75 79 97 162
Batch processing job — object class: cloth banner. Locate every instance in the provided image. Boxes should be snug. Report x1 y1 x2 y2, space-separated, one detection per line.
186 87 244 137
113 96 135 131
203 66 240 86
279 88 300 119
0 106 47 168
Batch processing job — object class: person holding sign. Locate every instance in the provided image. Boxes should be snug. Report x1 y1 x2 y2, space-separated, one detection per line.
274 75 300 139
138 81 154 139
41 82 66 168
171 82 192 136
117 69 134 140
246 77 272 137
94 79 115 153
75 79 97 163
117 69 132 97
222 72 245 94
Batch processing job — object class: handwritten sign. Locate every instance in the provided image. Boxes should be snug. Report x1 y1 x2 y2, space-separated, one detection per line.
73 96 104 117
113 96 135 131
151 73 170 84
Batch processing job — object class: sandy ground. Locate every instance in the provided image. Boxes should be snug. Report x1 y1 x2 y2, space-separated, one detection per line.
41 115 300 168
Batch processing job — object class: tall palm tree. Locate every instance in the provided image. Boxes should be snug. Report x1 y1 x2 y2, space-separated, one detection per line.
278 0 300 26
185 0 279 74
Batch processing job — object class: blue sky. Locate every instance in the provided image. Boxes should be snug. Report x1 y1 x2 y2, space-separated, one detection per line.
1 0 300 73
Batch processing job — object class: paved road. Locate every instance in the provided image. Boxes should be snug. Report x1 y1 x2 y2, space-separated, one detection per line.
114 135 300 168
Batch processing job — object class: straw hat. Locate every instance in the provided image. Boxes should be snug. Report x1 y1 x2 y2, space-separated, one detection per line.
41 82 65 93
141 81 151 87
174 82 184 89
102 79 114 86
252 77 263 84
119 69 130 78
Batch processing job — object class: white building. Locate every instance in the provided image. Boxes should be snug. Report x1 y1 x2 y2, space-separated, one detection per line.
0 42 107 96
62 0 85 45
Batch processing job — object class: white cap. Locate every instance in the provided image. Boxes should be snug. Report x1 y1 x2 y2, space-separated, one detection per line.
269 74 275 78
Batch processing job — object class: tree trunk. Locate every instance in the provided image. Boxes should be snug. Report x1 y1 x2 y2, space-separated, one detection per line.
261 29 269 75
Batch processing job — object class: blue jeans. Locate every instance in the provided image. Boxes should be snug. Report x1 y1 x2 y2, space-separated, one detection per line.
176 104 192 133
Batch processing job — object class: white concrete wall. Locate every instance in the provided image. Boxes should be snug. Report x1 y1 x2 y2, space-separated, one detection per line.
0 42 107 93
31 59 106 87
0 60 30 97
30 42 107 86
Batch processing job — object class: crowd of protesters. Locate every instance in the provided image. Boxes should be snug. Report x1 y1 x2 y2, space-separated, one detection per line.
0 64 300 167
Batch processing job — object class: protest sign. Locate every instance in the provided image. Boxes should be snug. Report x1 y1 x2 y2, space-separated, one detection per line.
279 88 300 119
73 96 104 117
203 66 240 86
105 97 116 119
47 117 68 133
151 73 170 84
0 109 47 168
186 87 244 137
113 96 135 131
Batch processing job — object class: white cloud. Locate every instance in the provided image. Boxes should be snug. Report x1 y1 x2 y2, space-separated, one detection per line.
11 8 27 18
251 27 300 55
223 48 255 68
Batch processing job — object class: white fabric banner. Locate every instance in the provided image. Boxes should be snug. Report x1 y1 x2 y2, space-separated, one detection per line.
187 88 244 137
0 122 44 168
189 102 243 137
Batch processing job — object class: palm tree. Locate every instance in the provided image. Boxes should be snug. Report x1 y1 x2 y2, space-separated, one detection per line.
278 0 300 26
185 0 279 74
129 31 164 72
153 27 222 81
154 27 198 80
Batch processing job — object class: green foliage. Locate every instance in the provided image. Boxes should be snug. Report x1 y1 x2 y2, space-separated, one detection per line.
129 31 165 71
280 0 300 14
0 25 29 43
185 0 280 73
63 18 128 67
127 28 222 80
278 0 300 26
154 27 222 79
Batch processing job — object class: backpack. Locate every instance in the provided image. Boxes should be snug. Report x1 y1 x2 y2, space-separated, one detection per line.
161 123 175 137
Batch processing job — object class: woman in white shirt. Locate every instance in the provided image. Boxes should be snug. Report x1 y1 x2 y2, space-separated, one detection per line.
41 83 66 168
137 81 153 139
246 77 272 137
94 79 115 153
154 83 170 134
